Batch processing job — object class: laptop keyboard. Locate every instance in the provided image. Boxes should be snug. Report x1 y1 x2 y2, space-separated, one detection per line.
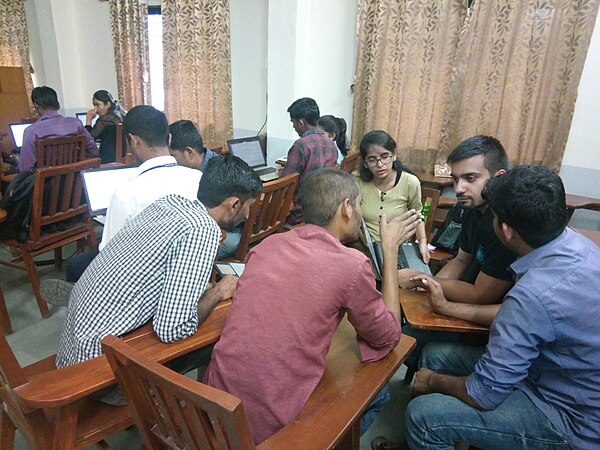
397 249 410 269
255 167 276 176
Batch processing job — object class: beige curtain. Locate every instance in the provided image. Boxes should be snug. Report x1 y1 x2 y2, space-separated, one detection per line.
0 0 34 102
438 0 600 169
108 0 151 110
352 0 468 171
162 0 233 147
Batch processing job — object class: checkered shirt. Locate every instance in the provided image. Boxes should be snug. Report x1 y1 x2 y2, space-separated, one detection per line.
56 195 221 367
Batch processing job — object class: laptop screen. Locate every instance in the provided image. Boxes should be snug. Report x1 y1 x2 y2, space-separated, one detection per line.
9 122 32 148
227 136 265 168
75 112 97 127
81 165 138 216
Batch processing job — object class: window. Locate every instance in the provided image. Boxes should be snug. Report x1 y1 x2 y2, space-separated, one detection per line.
148 6 164 111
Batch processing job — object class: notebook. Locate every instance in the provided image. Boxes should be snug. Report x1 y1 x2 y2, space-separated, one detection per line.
227 136 278 182
361 218 432 278
75 112 97 127
81 164 138 224
9 122 32 148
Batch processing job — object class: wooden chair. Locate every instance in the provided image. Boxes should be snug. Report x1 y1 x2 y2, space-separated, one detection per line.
102 335 255 450
339 151 359 173
35 134 88 168
230 173 299 261
0 159 100 327
421 187 441 239
0 333 133 449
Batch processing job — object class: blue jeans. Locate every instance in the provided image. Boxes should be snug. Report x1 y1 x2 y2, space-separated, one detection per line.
360 383 391 435
405 343 570 449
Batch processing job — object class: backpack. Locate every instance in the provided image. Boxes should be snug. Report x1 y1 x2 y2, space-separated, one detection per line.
430 203 465 254
0 169 36 243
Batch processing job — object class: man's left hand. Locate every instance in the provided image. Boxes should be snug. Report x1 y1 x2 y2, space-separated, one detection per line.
410 274 450 315
211 274 238 301
413 368 436 395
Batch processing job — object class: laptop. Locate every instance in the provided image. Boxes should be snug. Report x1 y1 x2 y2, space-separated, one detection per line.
81 165 138 224
227 136 278 182
75 112 97 127
9 122 32 148
361 218 432 278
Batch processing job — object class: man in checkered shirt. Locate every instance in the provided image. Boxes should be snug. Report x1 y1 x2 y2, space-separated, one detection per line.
56 155 262 376
280 97 339 225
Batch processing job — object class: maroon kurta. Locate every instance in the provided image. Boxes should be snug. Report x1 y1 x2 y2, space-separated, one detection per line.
205 224 401 443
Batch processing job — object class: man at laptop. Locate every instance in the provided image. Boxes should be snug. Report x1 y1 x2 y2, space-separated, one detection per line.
393 136 518 382
280 97 339 225
205 169 422 443
18 86 96 172
41 106 205 305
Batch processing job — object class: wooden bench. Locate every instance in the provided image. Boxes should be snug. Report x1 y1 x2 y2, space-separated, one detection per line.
566 193 600 221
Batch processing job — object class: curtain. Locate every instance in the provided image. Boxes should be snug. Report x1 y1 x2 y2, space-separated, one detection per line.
0 0 34 102
162 0 233 147
108 0 151 110
352 0 468 171
438 0 600 169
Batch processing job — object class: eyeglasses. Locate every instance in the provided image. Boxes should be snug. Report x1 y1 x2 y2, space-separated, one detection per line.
365 153 393 167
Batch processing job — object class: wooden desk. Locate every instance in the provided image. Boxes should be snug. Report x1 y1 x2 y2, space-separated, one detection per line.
400 289 488 334
575 227 600 247
414 170 454 191
0 208 9 334
566 193 600 221
258 320 416 450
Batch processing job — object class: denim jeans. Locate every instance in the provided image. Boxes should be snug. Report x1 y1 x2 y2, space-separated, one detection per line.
360 383 391 435
405 343 570 450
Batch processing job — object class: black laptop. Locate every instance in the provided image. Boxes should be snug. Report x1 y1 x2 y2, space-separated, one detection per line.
227 136 278 182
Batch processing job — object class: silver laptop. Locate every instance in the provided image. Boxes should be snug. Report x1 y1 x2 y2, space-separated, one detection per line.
9 122 32 148
81 165 138 224
227 136 278 182
75 112 97 127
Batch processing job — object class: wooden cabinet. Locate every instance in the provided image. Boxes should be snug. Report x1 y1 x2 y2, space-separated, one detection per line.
0 67 32 148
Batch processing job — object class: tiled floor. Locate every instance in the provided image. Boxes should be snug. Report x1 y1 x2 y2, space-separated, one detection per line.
0 244 413 450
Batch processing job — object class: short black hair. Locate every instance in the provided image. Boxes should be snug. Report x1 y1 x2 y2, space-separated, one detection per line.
169 120 205 154
484 165 567 248
447 135 509 174
358 130 415 181
287 97 320 126
31 86 60 110
123 105 169 148
299 169 360 227
197 154 263 207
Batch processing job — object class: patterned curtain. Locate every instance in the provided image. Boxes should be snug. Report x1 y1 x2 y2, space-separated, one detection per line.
438 0 600 169
162 0 233 147
352 0 468 171
0 0 34 102
108 0 151 110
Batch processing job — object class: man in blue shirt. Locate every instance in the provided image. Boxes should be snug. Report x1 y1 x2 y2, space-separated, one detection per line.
403 166 600 449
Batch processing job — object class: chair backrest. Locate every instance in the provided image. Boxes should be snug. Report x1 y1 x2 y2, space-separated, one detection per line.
339 151 359 173
35 134 88 168
28 158 101 242
114 123 130 163
0 333 53 449
102 335 255 450
421 186 441 239
233 173 299 261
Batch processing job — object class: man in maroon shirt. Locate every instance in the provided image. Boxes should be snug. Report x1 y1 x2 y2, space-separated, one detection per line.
205 168 422 443
280 97 339 225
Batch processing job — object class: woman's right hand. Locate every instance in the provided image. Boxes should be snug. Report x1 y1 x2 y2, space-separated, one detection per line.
86 108 97 125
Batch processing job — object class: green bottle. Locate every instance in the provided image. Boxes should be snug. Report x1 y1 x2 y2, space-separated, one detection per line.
422 200 431 221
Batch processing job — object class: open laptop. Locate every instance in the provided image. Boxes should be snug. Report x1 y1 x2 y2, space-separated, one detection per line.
81 165 138 224
361 218 432 278
227 136 278 182
9 122 32 148
75 112 97 127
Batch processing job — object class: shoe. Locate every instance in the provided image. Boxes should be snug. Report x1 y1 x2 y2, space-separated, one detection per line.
40 279 74 306
371 436 404 450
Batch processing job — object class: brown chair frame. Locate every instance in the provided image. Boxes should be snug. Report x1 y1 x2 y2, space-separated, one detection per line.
35 134 88 168
0 333 132 449
102 335 256 450
339 151 359 173
420 186 441 240
231 173 299 261
0 159 100 330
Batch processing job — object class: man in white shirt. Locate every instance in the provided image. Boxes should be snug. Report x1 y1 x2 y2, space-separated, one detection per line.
41 106 203 305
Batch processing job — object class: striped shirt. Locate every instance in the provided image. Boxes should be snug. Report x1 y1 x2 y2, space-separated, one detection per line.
56 195 221 367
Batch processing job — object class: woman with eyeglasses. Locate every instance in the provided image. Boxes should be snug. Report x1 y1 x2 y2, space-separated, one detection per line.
85 90 127 163
356 130 429 263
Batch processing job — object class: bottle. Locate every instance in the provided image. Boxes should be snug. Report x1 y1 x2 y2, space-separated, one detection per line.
422 199 431 222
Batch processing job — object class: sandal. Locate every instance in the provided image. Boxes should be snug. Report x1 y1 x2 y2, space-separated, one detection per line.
371 436 404 450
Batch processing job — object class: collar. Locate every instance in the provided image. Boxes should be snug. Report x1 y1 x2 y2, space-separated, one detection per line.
136 155 178 175
302 128 325 137
38 111 61 121
510 228 569 278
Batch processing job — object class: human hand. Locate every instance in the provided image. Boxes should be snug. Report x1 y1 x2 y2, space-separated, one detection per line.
379 210 422 251
397 268 422 289
418 239 430 264
86 108 97 124
410 274 449 315
413 368 436 394
212 274 238 301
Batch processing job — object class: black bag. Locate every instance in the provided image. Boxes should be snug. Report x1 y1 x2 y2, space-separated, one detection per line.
0 169 36 242
430 203 465 254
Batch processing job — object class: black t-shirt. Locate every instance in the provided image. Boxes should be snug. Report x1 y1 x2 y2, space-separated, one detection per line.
458 207 517 284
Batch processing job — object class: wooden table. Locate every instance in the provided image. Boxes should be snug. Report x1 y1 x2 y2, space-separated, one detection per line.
0 208 10 334
400 289 488 333
575 227 600 246
413 170 454 191
258 320 416 450
566 193 600 221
